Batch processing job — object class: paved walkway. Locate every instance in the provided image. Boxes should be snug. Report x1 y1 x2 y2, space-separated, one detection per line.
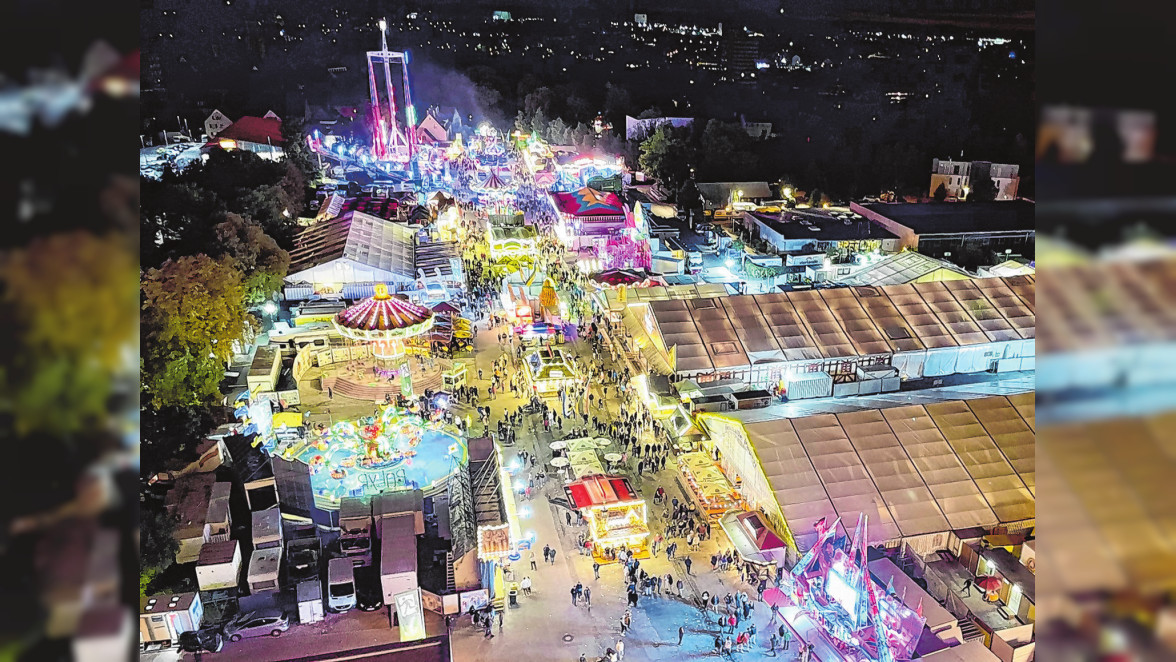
450 325 814 662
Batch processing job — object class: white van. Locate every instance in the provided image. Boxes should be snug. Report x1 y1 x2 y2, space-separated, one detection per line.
326 557 356 613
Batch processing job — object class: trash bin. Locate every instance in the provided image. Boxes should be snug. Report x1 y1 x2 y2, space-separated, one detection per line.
508 590 519 608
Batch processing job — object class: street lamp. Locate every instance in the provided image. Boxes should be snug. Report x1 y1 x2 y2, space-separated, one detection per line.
262 301 278 317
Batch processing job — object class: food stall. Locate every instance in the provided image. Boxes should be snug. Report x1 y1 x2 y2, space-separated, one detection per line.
522 347 581 395
564 475 649 564
676 452 741 520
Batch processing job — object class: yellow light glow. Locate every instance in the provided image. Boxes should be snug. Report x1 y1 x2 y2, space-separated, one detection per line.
219 139 238 150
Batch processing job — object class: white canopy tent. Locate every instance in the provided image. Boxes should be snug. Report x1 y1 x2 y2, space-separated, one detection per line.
717 393 1035 551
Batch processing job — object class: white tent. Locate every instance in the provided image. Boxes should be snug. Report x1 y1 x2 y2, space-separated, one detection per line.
728 393 1035 551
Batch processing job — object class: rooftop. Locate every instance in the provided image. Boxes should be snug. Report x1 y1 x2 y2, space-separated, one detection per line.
564 474 640 509
164 472 216 533
212 115 284 145
858 201 1036 235
696 181 773 205
746 209 899 242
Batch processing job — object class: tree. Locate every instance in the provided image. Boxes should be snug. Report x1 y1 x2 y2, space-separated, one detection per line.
140 504 179 597
699 120 758 181
140 180 221 269
141 255 250 408
933 182 948 202
530 108 550 142
969 174 998 202
281 115 318 187
523 86 554 118
212 212 290 306
639 124 693 195
0 232 138 437
565 96 593 122
547 117 570 145
603 82 631 124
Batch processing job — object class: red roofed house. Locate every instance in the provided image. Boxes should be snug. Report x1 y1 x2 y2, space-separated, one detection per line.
564 474 649 563
204 112 285 161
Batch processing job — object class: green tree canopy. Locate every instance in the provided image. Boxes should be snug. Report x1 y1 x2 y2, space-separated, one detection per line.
142 255 249 408
969 174 998 202
639 124 694 196
933 182 948 201
698 120 759 181
0 232 138 437
213 213 290 306
140 504 179 597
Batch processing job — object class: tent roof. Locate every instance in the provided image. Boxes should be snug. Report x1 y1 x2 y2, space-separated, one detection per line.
716 393 1035 551
1036 259 1176 354
643 277 1035 373
287 211 416 280
837 251 973 287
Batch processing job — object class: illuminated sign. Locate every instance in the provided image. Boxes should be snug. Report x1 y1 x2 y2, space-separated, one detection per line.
393 589 426 641
826 569 860 627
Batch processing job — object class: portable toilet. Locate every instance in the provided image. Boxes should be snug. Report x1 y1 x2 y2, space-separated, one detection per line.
296 581 324 624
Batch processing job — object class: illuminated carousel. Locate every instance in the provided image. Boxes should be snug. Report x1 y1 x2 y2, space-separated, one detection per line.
282 404 468 508
327 284 443 400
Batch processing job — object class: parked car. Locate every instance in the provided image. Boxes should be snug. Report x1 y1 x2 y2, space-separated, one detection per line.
222 609 290 642
355 567 384 611
287 543 320 583
179 628 224 653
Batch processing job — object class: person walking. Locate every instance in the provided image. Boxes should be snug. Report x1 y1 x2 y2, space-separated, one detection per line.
684 556 693 575
571 586 578 606
585 587 592 609
497 609 504 632
543 544 551 564
616 639 625 661
769 633 779 656
521 576 532 596
594 561 601 580
550 548 558 565
530 551 538 571
780 626 791 651
678 625 686 646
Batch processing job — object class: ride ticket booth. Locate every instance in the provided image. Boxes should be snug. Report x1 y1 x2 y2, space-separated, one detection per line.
564 474 649 564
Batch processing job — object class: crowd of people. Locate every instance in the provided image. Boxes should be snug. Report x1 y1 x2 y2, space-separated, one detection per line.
432 135 822 662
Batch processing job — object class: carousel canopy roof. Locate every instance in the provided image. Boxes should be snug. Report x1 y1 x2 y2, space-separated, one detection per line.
551 187 626 217
476 170 509 191
333 285 435 338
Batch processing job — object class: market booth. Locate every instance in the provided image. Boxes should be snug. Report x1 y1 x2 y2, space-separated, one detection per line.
677 452 741 520
523 346 581 395
564 475 650 564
